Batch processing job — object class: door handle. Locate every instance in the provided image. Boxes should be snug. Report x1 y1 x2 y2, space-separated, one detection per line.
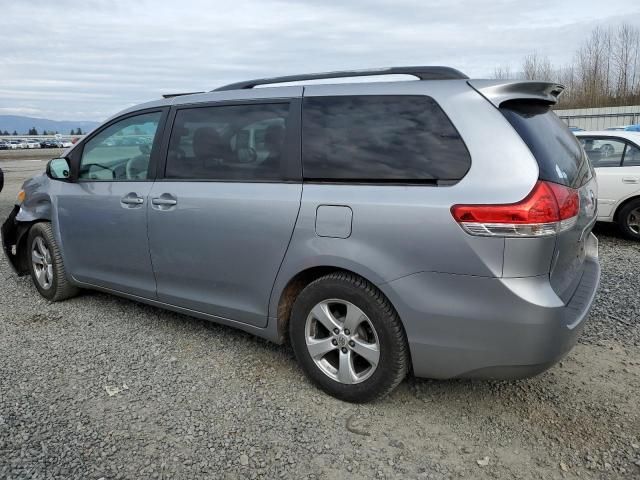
622 177 640 184
151 198 177 206
120 193 144 208
151 194 178 210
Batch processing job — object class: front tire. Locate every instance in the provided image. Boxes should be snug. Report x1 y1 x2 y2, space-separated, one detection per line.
27 222 79 301
290 272 409 403
618 198 640 241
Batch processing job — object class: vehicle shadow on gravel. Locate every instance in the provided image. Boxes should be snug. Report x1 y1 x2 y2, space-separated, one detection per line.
593 221 636 242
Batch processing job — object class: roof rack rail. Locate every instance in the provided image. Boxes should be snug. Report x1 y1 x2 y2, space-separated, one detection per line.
213 66 468 92
162 91 205 99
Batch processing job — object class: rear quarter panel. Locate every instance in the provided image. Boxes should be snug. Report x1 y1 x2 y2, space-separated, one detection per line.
269 80 541 317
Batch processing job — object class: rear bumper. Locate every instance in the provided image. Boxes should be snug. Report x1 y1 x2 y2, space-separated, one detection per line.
381 233 600 379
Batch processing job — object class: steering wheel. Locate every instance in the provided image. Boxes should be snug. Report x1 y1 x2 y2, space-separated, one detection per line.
126 155 149 180
600 144 614 157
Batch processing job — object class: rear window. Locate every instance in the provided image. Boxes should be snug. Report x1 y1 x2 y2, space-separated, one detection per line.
500 100 592 188
302 95 470 183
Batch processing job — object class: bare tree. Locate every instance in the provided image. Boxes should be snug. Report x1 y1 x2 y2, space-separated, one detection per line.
522 52 553 81
612 24 640 99
492 64 514 80
498 24 640 108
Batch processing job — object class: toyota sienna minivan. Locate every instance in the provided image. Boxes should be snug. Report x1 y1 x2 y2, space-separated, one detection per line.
1 67 600 402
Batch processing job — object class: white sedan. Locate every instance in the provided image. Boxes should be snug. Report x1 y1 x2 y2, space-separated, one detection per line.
576 131 640 240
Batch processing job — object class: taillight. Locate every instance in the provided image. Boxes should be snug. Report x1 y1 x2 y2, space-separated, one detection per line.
451 181 579 237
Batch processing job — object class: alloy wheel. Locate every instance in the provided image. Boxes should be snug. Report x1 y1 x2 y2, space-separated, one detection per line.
304 299 380 384
31 236 53 290
627 207 640 235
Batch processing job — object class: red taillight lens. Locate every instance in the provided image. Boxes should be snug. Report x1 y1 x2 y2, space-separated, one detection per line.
546 181 580 220
451 181 579 237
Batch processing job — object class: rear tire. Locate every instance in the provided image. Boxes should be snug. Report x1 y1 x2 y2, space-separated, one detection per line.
617 198 640 241
289 272 409 403
27 222 79 301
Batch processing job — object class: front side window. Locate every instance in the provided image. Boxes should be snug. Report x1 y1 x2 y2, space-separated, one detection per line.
79 112 162 181
578 137 626 167
623 143 640 166
302 95 471 182
165 103 290 181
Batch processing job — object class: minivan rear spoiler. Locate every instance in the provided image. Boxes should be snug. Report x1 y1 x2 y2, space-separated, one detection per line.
467 80 565 108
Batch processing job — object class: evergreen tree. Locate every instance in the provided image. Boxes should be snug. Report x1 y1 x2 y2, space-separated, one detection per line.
77 127 83 135
12 131 17 136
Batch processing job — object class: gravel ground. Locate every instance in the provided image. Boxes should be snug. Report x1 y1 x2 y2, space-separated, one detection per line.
0 160 639 479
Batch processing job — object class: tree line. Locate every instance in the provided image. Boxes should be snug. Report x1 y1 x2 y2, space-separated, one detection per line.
493 24 640 109
0 127 84 136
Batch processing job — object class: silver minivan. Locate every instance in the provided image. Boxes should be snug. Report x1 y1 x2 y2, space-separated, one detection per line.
1 67 600 402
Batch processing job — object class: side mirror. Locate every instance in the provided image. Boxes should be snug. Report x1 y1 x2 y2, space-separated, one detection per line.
46 158 71 180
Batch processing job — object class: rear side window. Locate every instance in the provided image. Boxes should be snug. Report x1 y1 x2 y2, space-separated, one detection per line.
302 95 470 183
165 103 290 181
500 101 592 188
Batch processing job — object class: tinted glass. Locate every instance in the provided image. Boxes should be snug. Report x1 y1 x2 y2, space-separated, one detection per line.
302 95 470 182
79 112 161 181
501 101 591 188
578 137 625 167
166 103 290 180
624 143 640 166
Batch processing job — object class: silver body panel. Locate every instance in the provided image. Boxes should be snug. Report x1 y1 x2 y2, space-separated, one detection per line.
8 76 600 380
147 181 302 327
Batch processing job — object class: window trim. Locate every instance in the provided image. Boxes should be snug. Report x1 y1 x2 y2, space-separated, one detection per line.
300 94 471 186
72 107 169 183
578 135 639 168
156 98 302 183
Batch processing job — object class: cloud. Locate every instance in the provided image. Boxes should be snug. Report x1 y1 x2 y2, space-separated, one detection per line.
0 0 638 121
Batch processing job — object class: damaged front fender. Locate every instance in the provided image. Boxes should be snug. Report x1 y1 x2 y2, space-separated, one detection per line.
1 205 31 275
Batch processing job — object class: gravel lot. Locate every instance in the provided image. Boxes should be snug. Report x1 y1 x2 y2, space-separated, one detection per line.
1 158 639 479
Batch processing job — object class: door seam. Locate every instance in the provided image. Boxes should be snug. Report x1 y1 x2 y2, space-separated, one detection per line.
145 183 160 299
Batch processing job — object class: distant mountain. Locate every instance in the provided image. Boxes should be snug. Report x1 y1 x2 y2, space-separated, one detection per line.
0 115 100 135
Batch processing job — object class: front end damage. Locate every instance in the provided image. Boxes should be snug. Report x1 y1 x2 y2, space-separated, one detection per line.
1 205 30 275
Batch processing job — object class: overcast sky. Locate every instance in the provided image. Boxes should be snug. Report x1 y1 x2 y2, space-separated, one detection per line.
1 0 639 121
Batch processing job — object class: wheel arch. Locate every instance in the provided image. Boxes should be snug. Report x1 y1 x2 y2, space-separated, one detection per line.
10 192 56 275
613 194 640 222
7 218 47 276
272 264 405 347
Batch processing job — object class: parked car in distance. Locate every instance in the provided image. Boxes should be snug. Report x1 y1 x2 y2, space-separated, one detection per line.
2 67 601 402
40 139 62 148
575 131 640 240
568 126 584 132
0 141 10 150
8 140 21 149
26 139 41 149
625 124 640 132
